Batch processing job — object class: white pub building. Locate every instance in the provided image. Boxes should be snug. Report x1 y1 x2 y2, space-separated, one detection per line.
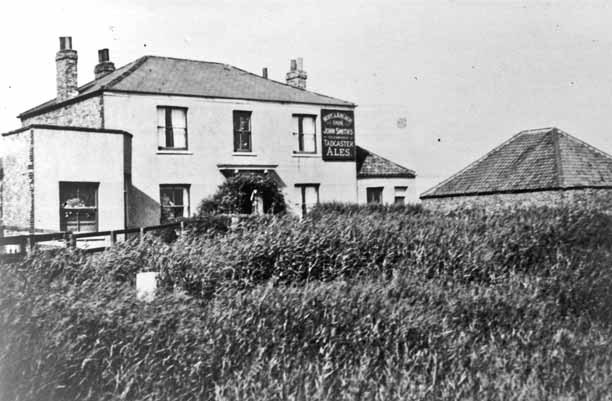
0 37 415 234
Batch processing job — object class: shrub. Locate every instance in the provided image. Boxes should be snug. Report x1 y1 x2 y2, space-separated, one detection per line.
197 173 286 215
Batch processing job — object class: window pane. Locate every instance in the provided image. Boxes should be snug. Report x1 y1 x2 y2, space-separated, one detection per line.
367 187 383 204
304 186 318 207
303 134 316 152
292 116 299 132
173 128 187 148
157 127 166 148
171 108 186 129
61 183 97 207
157 107 166 126
239 115 250 131
394 196 405 205
302 116 315 134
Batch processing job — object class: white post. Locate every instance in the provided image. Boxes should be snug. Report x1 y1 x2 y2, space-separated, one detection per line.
136 271 159 302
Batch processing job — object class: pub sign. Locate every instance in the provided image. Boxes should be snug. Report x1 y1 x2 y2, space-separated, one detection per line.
321 109 356 161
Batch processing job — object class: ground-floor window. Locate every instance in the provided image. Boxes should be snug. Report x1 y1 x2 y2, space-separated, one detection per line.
394 186 407 205
60 182 99 232
160 184 190 223
366 187 383 204
296 183 319 217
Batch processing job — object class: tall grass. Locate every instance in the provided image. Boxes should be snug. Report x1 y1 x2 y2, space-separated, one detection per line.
1 204 612 400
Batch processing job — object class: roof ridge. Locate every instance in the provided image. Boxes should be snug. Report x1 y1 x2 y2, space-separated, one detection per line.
143 55 356 106
551 128 565 187
421 129 530 198
517 127 556 135
356 145 415 176
102 56 150 89
555 127 612 163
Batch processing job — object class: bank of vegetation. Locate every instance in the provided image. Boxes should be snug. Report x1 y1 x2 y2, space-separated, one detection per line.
2 204 612 400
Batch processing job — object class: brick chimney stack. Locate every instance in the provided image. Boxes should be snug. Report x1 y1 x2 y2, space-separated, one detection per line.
94 49 115 80
286 57 307 89
56 36 78 102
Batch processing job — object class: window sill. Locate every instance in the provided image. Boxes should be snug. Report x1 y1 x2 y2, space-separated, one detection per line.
232 152 257 157
156 150 193 155
292 153 320 158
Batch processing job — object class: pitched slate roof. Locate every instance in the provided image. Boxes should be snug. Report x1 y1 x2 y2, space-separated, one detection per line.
356 146 416 178
19 55 355 118
421 127 612 199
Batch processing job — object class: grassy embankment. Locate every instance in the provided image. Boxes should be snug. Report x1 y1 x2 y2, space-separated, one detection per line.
2 204 612 400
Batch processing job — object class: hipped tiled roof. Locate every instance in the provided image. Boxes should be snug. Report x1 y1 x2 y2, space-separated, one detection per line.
19 56 354 118
356 146 415 178
421 127 612 199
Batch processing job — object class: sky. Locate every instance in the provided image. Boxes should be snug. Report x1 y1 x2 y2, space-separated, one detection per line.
2 0 612 195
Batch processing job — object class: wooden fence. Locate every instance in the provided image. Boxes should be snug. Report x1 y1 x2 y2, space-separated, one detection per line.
0 221 185 261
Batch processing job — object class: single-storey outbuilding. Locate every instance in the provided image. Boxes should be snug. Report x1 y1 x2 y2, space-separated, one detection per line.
420 127 612 211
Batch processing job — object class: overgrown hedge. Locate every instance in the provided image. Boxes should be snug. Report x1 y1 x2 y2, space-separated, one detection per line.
2 205 612 400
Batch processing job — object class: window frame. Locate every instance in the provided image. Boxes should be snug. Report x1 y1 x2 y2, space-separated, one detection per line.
157 106 189 151
293 114 317 154
366 187 384 205
295 183 320 217
233 110 253 153
394 186 407 205
159 184 191 223
59 181 99 232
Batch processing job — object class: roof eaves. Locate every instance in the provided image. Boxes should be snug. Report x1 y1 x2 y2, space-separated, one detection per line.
420 184 612 199
2 124 132 137
358 172 416 179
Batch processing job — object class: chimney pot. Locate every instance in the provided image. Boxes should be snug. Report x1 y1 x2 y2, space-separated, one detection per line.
297 57 303 71
98 48 109 63
94 48 115 80
59 36 72 51
262 67 268 79
290 59 297 72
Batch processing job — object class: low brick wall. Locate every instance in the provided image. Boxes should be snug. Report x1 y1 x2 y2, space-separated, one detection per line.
421 188 612 212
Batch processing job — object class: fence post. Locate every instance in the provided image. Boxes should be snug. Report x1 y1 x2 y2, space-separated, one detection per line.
180 221 185 236
110 230 116 246
139 227 145 242
26 235 35 255
67 232 76 249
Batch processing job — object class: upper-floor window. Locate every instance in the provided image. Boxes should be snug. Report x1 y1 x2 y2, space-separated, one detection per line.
233 110 252 152
157 106 187 150
293 115 317 153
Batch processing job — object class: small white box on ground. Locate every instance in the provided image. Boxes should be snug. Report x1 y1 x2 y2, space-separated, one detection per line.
136 271 159 302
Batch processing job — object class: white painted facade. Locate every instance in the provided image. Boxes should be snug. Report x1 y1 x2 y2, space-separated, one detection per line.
33 127 127 231
357 177 417 205
103 92 357 226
